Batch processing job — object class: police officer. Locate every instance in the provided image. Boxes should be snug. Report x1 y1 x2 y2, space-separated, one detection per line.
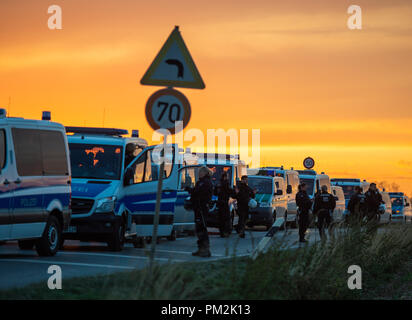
234 176 255 238
215 172 234 238
347 186 366 224
296 183 313 243
365 183 383 224
188 166 213 257
313 185 336 239
124 143 137 167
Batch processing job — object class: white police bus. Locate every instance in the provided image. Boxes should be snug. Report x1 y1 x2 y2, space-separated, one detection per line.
0 110 71 256
64 127 151 250
65 127 203 250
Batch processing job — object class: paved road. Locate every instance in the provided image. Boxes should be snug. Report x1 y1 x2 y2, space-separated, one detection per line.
0 227 317 290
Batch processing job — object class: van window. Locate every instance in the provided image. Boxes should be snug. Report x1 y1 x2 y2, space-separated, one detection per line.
127 147 175 185
40 130 68 175
132 152 146 184
12 128 43 176
288 173 299 192
179 167 198 190
0 130 6 169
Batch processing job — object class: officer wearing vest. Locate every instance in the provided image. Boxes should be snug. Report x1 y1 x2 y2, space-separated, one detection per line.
295 182 313 243
347 186 366 224
365 183 383 224
313 185 336 239
187 166 213 257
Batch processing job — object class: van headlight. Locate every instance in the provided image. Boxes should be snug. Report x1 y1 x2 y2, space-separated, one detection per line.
95 196 116 213
260 202 271 208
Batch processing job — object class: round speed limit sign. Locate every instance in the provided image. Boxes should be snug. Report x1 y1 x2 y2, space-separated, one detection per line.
303 157 315 169
145 88 191 135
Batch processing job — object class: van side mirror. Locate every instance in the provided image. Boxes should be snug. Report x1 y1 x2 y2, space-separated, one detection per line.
286 185 292 194
275 189 283 196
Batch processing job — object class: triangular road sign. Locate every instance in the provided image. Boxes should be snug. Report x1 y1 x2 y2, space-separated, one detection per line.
141 26 205 89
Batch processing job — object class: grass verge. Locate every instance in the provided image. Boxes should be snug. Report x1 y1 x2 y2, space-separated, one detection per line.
1 224 412 300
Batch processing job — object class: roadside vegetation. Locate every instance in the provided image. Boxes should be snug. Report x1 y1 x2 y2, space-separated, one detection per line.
1 224 412 300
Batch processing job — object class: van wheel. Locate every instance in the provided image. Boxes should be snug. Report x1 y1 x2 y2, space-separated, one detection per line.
18 240 35 250
35 216 61 256
167 229 177 241
108 220 125 251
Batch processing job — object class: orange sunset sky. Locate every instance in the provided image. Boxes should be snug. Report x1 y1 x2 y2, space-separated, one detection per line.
0 0 411 195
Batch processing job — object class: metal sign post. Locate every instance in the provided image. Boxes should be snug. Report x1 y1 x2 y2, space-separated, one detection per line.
149 134 167 269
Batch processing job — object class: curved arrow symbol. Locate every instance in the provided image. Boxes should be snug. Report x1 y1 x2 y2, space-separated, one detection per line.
165 59 184 78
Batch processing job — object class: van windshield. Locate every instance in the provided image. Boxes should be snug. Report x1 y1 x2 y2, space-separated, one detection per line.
299 178 315 196
69 143 123 180
248 178 272 194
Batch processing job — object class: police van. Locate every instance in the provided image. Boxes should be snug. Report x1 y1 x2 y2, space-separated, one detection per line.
65 127 149 250
296 170 331 198
389 192 411 223
65 127 203 249
192 154 247 229
246 175 286 230
0 110 71 256
330 178 370 215
251 166 300 227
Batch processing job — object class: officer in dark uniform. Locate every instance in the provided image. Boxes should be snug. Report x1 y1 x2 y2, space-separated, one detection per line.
188 166 213 257
365 183 383 224
313 185 336 239
234 176 255 238
124 143 137 167
215 172 234 238
296 182 313 243
347 186 366 224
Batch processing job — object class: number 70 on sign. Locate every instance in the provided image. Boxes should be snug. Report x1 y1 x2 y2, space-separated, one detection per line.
145 88 191 135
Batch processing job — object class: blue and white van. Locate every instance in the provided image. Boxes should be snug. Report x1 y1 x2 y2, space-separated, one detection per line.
65 127 197 250
389 192 412 222
0 110 71 256
330 178 369 215
246 175 286 230
250 167 300 227
296 170 331 198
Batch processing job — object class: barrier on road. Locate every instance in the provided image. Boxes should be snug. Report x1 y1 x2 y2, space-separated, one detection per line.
251 217 285 260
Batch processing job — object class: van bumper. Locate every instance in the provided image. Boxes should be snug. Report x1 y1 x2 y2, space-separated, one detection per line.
63 213 121 240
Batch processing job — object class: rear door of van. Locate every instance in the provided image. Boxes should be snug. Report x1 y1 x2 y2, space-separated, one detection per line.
10 127 45 239
0 127 13 240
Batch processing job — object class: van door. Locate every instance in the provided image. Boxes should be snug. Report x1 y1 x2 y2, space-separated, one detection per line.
174 165 200 232
122 145 178 237
10 128 45 239
274 178 287 219
0 128 13 240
